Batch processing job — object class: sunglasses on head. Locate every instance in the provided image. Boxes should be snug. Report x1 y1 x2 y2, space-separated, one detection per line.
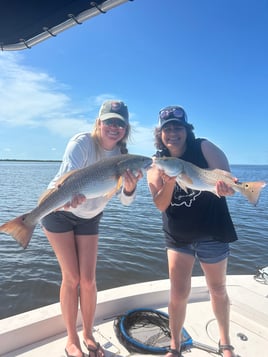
102 118 127 129
159 107 187 122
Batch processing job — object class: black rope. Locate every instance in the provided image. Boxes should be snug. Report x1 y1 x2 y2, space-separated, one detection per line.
19 39 31 49
90 2 106 14
43 27 56 37
68 14 82 25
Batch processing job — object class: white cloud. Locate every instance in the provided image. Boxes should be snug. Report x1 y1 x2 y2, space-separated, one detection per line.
0 53 72 127
45 117 92 138
0 53 156 156
0 54 125 137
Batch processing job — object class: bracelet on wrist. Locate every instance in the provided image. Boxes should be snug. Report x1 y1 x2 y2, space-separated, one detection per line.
123 188 136 196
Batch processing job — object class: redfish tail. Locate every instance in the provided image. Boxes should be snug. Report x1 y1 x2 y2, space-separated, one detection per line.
240 181 266 206
0 214 35 249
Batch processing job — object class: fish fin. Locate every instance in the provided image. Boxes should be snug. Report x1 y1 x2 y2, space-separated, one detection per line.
117 176 123 191
0 214 35 249
180 172 193 185
212 168 233 178
53 169 79 187
104 177 123 199
105 188 117 200
176 173 193 192
176 179 189 193
38 188 56 205
239 181 266 206
38 169 79 205
38 168 80 205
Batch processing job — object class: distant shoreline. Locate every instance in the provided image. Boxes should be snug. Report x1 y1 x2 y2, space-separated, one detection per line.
0 159 267 166
0 159 61 162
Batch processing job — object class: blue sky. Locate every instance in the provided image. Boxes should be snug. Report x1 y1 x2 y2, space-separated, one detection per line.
0 0 267 164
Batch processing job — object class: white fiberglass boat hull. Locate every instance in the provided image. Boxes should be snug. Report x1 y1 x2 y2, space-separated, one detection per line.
0 275 267 357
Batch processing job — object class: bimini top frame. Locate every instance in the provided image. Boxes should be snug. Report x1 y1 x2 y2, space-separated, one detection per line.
0 0 132 51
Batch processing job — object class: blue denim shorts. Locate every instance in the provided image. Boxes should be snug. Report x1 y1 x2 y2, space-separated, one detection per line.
167 238 230 264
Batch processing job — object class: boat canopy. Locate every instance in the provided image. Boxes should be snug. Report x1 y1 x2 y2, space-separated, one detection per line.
0 0 132 51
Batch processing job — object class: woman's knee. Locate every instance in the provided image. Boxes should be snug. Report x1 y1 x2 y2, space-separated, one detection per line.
62 272 80 289
170 280 191 301
80 275 96 290
209 283 228 299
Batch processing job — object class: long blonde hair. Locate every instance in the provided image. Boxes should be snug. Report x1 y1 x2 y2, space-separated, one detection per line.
91 118 131 154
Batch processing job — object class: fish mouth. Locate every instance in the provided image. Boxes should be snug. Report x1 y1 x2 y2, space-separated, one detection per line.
151 156 161 168
152 156 167 165
144 159 153 170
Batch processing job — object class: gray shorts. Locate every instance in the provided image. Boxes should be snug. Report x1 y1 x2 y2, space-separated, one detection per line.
167 238 230 264
41 211 103 235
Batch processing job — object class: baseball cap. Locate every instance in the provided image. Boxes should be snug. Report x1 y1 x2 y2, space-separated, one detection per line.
99 100 129 124
158 105 188 129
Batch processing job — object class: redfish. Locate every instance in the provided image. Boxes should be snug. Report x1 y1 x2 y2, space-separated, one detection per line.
0 154 152 249
153 157 266 206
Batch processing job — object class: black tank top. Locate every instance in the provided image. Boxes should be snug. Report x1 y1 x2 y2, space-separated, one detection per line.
156 139 238 246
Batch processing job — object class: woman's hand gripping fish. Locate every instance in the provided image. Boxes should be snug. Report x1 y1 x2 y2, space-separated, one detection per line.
0 154 152 249
153 156 266 206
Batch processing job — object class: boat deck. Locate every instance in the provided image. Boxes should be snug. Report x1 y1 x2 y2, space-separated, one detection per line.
1 275 268 357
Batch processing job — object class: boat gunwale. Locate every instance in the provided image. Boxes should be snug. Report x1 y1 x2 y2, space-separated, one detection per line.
0 275 267 356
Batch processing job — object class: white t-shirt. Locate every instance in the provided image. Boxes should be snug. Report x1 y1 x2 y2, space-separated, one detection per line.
48 132 135 218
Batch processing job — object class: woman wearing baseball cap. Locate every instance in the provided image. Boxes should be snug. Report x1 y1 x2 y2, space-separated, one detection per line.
147 105 238 357
42 100 142 357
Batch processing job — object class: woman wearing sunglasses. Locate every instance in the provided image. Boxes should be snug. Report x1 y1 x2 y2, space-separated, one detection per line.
147 106 238 357
41 100 142 357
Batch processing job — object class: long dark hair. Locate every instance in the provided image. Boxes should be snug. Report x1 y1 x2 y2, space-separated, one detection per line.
154 123 196 150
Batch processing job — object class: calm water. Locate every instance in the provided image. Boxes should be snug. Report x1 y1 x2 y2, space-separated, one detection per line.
0 161 267 319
